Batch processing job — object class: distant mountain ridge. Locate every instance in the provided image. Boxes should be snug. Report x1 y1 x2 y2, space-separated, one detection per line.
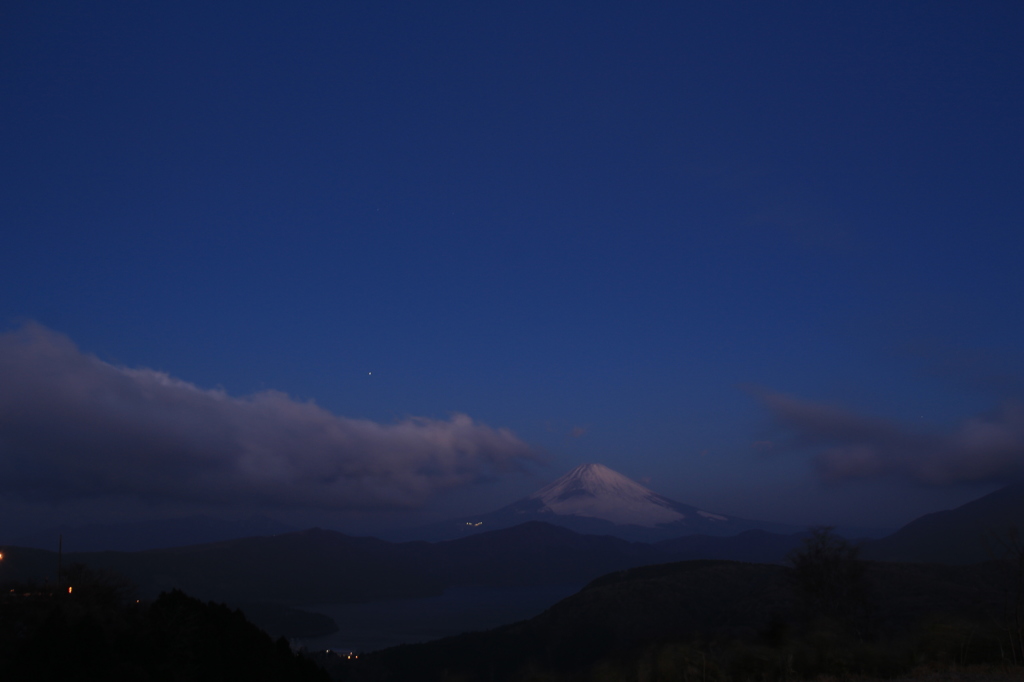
11 515 295 552
862 482 1024 564
397 463 802 541
0 521 808 607
8 470 1018 619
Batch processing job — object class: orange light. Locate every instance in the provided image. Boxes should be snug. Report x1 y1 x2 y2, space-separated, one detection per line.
67 586 72 594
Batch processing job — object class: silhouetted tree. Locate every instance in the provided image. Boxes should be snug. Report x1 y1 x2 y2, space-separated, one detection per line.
788 526 869 632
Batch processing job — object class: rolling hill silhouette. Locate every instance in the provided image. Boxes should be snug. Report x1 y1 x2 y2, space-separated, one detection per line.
346 557 1015 681
0 522 808 607
862 482 1024 564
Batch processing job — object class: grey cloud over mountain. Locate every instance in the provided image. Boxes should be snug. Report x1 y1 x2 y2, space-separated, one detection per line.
754 389 1024 486
0 324 535 509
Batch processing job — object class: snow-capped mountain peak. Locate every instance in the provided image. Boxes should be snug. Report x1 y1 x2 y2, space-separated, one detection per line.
528 463 687 527
396 462 793 542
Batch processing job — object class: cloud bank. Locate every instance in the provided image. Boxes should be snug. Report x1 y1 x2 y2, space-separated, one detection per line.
0 324 536 509
754 389 1024 486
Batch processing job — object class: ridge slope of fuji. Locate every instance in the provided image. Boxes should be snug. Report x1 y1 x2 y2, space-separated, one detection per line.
528 463 690 527
395 463 800 542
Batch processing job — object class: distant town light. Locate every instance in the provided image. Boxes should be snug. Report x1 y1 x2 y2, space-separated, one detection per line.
67 586 72 594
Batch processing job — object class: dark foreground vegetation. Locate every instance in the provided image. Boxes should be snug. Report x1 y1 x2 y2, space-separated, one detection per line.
5 526 1024 681
0 565 328 681
322 530 1024 682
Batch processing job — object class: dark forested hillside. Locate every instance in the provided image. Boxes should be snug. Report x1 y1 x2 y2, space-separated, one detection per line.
335 556 1022 682
0 572 327 681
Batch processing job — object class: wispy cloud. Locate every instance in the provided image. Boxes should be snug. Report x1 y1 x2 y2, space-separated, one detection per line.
751 388 1024 486
0 323 536 509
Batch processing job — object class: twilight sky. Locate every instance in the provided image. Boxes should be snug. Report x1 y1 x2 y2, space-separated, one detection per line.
2 2 1023 536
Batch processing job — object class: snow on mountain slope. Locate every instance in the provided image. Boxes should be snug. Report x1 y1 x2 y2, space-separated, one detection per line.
529 463 692 527
390 462 805 542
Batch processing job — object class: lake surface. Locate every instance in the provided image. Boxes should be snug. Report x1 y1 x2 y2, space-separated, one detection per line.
293 584 582 654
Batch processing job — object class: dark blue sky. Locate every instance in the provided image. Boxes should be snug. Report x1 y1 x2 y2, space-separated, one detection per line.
2 2 1023 534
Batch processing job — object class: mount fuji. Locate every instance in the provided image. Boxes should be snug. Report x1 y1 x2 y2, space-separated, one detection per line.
526 463 708 527
400 463 798 542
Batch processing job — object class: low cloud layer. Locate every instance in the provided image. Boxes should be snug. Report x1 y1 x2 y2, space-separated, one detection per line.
753 389 1024 486
0 324 536 509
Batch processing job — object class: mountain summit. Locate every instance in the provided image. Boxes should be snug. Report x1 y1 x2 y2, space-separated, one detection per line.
399 463 797 542
528 463 691 527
